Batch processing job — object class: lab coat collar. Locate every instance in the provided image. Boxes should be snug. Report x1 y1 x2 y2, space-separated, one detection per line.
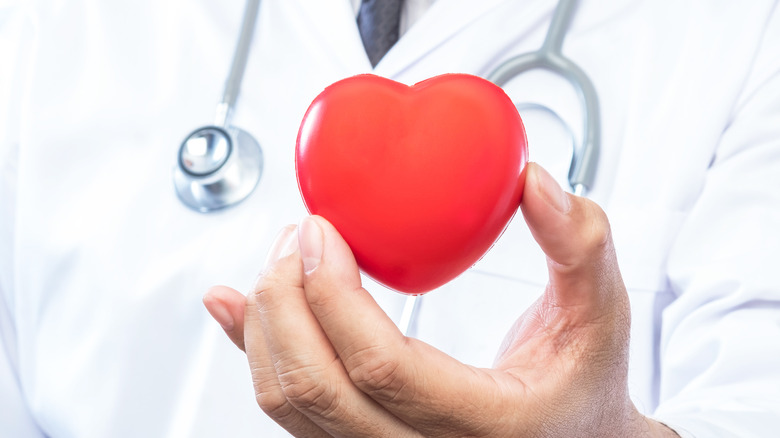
293 0 371 73
376 0 551 78
373 0 640 79
294 0 551 77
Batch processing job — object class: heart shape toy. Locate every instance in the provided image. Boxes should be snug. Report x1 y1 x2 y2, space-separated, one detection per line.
296 74 528 295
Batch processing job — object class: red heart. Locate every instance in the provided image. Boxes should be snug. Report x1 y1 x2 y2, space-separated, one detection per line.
296 74 528 295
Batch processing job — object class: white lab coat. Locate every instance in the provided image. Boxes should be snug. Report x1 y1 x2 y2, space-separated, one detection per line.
2 1 780 437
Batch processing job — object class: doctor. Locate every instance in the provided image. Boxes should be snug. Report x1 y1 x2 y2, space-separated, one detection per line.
2 1 780 437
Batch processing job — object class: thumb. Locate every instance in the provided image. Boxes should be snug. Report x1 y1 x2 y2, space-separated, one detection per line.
520 162 626 314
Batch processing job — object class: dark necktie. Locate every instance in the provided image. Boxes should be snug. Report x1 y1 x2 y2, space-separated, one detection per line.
357 0 404 67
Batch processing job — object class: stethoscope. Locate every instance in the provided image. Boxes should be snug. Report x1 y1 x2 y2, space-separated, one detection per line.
174 0 599 335
173 0 263 213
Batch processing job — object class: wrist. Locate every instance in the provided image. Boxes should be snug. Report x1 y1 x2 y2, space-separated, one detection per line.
645 418 681 437
625 408 681 437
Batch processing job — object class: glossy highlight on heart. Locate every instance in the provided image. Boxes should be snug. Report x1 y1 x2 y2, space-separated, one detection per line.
296 74 528 295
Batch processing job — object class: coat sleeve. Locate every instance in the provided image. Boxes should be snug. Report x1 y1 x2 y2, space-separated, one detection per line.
653 4 780 437
0 3 47 437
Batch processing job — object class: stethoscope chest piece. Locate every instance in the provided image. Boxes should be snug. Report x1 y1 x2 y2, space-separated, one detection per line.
174 0 262 213
173 125 263 213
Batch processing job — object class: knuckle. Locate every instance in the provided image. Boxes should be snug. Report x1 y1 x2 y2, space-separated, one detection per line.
252 273 279 305
581 200 612 254
255 387 296 420
347 346 410 403
301 283 339 316
278 364 340 416
252 269 302 314
253 248 304 297
254 267 285 295
252 363 300 420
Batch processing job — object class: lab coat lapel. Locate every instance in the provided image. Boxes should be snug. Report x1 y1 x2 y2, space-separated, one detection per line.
377 0 551 78
293 0 372 72
289 0 556 79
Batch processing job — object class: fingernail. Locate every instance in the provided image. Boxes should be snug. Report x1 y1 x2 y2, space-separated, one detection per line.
264 225 298 268
299 216 323 275
535 165 571 213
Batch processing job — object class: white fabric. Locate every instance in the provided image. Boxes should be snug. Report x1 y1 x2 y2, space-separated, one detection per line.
1 0 780 437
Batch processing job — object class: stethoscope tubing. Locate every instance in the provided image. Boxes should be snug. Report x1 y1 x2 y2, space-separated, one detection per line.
401 0 599 337
216 0 261 128
487 0 599 197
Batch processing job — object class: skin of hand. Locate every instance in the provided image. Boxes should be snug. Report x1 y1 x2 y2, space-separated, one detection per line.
203 163 680 437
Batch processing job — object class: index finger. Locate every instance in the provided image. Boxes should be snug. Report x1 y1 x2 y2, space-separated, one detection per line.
298 216 521 434
252 224 420 437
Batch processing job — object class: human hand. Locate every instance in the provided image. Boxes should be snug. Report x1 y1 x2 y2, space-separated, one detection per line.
204 163 679 437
